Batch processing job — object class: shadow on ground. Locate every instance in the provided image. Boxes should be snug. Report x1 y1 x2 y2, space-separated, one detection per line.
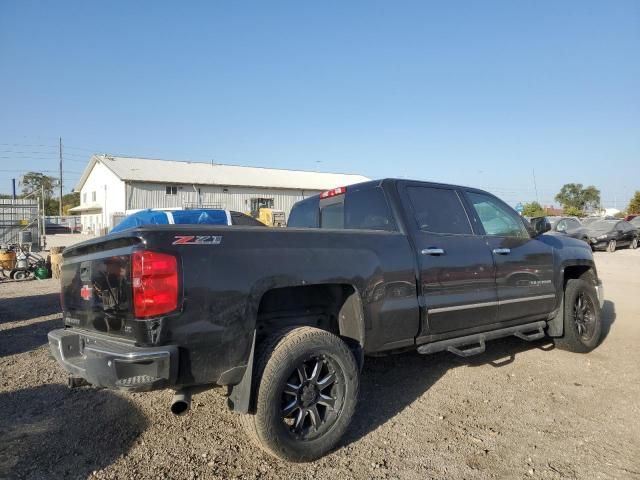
600 300 616 342
0 318 62 358
343 300 616 448
0 293 61 324
0 384 147 479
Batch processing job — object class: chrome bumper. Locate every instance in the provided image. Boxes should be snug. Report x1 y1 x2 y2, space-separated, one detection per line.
48 328 178 391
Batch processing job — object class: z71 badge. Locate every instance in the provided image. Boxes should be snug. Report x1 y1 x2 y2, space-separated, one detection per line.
172 235 223 245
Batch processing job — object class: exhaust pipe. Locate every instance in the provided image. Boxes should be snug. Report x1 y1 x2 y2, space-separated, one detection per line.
68 376 89 389
170 389 192 416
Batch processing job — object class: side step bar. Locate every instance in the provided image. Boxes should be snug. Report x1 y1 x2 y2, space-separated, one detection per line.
417 320 547 357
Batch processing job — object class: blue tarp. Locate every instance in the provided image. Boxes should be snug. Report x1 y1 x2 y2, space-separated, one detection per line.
111 209 229 233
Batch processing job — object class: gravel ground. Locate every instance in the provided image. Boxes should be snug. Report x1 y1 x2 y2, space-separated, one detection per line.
1 250 639 480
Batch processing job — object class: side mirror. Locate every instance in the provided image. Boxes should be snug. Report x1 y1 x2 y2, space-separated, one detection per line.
530 216 551 236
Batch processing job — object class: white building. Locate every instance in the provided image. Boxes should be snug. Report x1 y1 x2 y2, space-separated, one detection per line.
70 155 369 233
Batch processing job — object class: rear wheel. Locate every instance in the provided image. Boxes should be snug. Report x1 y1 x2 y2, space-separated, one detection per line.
240 326 359 462
554 279 602 353
631 238 638 249
606 239 616 252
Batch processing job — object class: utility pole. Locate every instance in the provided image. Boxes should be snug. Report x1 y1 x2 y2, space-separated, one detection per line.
41 184 46 250
532 169 539 204
59 137 63 218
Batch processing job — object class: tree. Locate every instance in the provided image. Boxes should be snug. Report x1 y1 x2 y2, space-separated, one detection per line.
522 201 545 217
554 184 600 214
20 172 57 198
627 191 640 214
563 206 583 217
62 192 80 215
44 192 80 215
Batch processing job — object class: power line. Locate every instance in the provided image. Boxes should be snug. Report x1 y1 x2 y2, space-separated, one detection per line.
0 142 57 148
0 149 58 154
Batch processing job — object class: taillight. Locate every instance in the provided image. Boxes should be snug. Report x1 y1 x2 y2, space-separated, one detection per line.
131 250 178 318
320 186 347 199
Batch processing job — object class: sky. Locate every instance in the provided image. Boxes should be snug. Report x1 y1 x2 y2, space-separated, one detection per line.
0 1 638 208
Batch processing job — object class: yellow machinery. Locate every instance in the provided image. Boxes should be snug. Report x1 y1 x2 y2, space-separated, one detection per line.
257 208 286 227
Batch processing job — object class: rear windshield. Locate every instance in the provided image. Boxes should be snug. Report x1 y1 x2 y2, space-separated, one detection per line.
288 186 396 231
288 197 320 228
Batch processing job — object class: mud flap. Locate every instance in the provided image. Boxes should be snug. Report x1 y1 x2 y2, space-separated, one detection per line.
546 296 564 337
227 331 255 414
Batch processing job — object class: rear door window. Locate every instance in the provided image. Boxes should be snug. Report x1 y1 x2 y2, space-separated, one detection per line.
406 186 472 235
345 187 396 231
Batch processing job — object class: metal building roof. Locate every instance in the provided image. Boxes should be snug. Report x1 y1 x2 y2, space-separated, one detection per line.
75 155 370 191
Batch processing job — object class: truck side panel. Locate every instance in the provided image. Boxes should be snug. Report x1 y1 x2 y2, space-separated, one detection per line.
134 225 418 386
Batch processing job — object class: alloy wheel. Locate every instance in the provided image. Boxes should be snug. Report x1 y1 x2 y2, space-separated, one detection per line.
573 292 596 342
280 355 344 440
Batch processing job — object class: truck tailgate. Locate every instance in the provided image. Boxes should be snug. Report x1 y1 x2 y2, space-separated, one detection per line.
61 239 139 340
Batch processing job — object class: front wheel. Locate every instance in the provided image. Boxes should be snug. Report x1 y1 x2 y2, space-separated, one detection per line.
607 239 617 252
240 326 360 462
631 238 638 249
554 278 602 353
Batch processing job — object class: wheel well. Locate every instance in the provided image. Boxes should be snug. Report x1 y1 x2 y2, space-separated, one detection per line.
563 265 595 287
256 284 365 367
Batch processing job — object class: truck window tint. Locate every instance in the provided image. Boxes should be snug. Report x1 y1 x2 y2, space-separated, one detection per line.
288 198 319 228
320 202 344 229
466 192 528 238
345 188 396 231
406 186 472 235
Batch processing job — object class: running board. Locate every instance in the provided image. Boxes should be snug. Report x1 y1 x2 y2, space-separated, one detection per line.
417 321 547 357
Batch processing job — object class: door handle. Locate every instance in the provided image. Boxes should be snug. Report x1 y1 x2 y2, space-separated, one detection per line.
421 248 445 256
492 248 511 255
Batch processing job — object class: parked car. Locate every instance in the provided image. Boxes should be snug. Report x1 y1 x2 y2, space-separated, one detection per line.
44 221 72 234
547 216 580 231
529 216 591 244
584 219 639 252
50 179 604 462
630 216 640 229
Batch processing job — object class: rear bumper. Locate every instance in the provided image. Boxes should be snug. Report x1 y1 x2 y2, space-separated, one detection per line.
48 328 178 391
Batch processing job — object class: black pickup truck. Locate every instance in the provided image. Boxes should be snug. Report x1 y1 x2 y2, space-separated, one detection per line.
49 179 604 462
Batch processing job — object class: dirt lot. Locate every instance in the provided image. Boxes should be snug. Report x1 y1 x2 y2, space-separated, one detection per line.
1 251 639 480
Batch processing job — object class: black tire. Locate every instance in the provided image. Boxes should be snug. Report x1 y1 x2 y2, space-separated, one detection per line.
13 270 28 281
607 239 616 252
240 326 359 462
631 238 638 249
554 279 602 353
